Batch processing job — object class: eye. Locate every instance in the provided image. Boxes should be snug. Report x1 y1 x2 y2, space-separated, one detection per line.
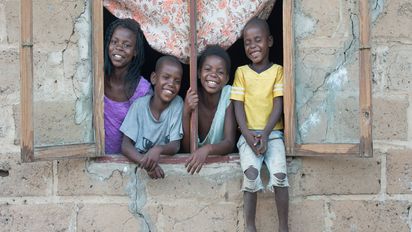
110 40 117 45
123 44 132 49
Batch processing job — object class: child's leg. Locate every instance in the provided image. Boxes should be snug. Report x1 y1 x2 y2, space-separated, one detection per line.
275 186 289 232
237 135 264 232
264 137 289 232
244 191 257 232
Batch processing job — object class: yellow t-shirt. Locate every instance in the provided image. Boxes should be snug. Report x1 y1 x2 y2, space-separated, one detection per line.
230 64 284 130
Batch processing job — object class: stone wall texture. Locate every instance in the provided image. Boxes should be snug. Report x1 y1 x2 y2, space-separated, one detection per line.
0 0 411 231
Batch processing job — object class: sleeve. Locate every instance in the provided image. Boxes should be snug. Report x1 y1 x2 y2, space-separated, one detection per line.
230 67 246 102
168 97 184 142
119 100 140 143
273 66 284 98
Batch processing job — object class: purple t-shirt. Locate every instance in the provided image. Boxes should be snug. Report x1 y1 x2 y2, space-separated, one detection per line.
104 77 152 154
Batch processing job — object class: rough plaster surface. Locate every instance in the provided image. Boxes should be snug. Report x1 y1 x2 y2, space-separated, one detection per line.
0 0 411 231
295 0 361 143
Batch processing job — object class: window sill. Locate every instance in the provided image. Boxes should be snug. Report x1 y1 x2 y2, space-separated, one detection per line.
94 153 240 164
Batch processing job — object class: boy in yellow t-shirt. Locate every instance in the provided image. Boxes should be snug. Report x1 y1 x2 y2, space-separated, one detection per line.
230 17 289 232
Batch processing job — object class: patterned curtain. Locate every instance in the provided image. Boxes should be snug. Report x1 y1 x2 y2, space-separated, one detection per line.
104 0 276 63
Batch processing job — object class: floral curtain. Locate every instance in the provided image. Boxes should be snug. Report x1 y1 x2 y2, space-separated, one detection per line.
103 0 276 63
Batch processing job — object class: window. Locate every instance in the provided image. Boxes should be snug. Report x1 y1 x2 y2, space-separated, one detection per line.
20 0 372 162
20 1 104 161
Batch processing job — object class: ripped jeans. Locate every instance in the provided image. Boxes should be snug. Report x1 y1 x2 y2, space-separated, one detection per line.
238 131 289 192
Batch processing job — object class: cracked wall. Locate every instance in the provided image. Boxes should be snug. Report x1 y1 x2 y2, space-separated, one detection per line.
32 0 93 146
294 0 361 143
0 0 411 231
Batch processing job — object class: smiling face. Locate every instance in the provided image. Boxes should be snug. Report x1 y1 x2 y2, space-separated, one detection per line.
108 27 137 69
151 61 183 104
199 55 229 94
243 23 273 67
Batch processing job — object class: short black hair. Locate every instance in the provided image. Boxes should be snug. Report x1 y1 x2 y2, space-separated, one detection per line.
155 55 182 73
198 45 231 75
243 17 271 37
104 18 145 99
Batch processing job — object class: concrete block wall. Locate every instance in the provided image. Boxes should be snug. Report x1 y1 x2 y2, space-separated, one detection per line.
0 0 411 231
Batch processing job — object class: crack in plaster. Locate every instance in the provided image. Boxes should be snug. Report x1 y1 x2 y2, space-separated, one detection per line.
127 168 152 232
297 9 359 142
324 201 336 232
407 206 412 232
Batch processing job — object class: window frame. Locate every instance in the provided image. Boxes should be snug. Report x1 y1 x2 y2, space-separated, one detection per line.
282 0 373 157
20 0 372 162
20 0 105 162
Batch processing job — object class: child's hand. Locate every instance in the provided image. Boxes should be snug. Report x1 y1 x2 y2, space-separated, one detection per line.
256 133 268 155
185 146 210 174
244 130 262 156
146 164 165 179
184 87 199 114
140 146 161 171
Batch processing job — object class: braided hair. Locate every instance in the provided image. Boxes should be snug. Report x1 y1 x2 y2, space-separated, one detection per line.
104 18 145 99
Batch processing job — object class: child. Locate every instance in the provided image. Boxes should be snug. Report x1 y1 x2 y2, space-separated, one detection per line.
230 17 289 232
120 56 183 179
182 45 237 174
104 18 152 154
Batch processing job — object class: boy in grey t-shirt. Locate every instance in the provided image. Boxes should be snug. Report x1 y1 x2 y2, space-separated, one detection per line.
120 56 183 179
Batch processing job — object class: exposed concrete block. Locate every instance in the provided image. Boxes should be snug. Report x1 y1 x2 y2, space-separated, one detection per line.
330 200 411 232
57 159 129 196
373 95 409 141
32 0 85 49
145 163 243 202
387 148 412 194
372 45 412 93
32 101 92 146
0 49 19 103
255 198 325 232
372 0 412 40
0 203 75 231
4 0 19 44
289 156 381 196
0 153 52 197
144 200 241 232
77 204 141 232
299 0 352 38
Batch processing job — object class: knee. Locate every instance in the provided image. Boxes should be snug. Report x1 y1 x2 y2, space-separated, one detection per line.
272 172 288 187
244 166 258 180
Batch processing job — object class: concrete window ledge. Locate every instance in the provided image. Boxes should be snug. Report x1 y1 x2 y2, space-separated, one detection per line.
94 154 240 164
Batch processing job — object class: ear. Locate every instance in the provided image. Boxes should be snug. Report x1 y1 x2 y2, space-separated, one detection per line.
150 72 157 85
268 35 274 48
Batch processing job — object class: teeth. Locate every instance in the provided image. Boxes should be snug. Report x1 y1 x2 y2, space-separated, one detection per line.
114 54 122 59
163 89 173 95
207 81 218 87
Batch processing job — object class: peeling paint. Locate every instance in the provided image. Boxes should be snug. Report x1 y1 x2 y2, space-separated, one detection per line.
294 8 316 39
371 0 385 23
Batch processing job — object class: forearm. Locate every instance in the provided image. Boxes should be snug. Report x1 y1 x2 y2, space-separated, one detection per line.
181 108 191 152
233 100 249 135
121 136 143 164
154 140 180 156
263 97 283 136
202 137 235 156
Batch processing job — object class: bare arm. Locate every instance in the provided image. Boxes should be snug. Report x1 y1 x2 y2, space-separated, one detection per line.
233 100 260 155
185 102 237 174
257 96 283 154
182 88 198 152
121 135 144 164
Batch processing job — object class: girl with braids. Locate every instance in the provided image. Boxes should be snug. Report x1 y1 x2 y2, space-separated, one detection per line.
104 18 152 154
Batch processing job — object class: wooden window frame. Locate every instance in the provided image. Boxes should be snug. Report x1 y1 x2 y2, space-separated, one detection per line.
20 0 104 162
20 0 372 162
282 0 372 157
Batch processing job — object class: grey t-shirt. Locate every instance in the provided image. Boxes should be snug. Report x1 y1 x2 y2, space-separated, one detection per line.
120 94 183 154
